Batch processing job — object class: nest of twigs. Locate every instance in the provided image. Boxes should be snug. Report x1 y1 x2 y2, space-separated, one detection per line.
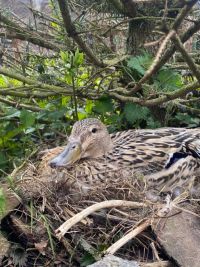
1 153 200 267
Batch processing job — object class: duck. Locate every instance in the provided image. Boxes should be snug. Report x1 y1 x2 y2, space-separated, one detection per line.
48 118 200 197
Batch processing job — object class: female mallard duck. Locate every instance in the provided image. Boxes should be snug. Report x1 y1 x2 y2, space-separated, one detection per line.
49 118 200 196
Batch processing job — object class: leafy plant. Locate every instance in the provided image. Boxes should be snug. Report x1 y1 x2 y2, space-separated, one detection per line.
0 188 6 217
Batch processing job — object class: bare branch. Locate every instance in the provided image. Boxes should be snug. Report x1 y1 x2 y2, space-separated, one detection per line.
55 200 147 240
0 68 73 95
57 0 105 67
0 97 42 111
128 0 198 94
172 34 200 83
175 102 200 116
0 11 63 51
110 80 200 106
129 30 176 94
105 219 151 255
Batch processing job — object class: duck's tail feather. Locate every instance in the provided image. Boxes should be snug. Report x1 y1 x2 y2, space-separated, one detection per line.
183 138 200 158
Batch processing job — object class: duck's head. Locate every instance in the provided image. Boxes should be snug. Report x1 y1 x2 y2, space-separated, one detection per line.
49 118 113 168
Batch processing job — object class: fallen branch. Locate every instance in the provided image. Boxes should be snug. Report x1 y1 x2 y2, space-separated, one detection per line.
140 261 172 267
55 200 147 240
105 219 151 255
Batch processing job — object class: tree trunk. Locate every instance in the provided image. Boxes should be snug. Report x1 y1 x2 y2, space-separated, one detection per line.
127 19 155 55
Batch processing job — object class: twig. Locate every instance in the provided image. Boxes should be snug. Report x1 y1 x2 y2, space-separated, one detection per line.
0 67 72 94
105 219 151 255
109 79 200 106
128 0 198 94
140 261 172 267
55 200 147 240
129 30 176 94
172 33 200 84
103 17 174 37
0 97 42 112
175 103 200 116
0 11 63 51
150 241 161 262
144 36 165 48
57 0 105 67
173 205 200 218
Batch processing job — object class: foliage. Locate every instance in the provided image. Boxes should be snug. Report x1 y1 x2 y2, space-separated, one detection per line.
0 188 6 216
0 2 199 267
1 50 199 173
127 52 183 92
0 3 199 175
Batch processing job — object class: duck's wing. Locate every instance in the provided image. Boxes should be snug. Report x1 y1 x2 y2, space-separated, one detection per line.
183 136 200 158
110 128 200 171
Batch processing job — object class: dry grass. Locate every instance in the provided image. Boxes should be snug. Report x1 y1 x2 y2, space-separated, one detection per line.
1 152 199 266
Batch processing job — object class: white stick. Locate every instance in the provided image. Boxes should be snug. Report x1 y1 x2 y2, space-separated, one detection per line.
105 219 150 255
55 200 147 239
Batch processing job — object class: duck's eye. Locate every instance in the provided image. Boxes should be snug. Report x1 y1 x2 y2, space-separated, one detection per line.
91 128 97 133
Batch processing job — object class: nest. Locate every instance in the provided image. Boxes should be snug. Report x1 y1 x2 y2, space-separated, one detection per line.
1 150 200 267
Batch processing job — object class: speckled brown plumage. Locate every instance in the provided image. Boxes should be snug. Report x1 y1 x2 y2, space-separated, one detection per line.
18 119 200 199
47 118 200 196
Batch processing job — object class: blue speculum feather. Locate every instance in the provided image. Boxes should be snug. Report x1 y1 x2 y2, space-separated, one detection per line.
165 152 188 169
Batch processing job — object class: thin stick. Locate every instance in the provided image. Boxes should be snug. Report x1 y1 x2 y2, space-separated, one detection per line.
55 200 147 239
105 219 150 255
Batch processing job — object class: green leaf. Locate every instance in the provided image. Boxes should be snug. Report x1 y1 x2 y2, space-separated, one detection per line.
0 128 23 147
146 117 161 128
65 72 72 84
1 110 21 119
73 48 84 67
0 152 8 169
61 96 71 106
45 111 60 120
127 53 153 76
20 110 36 128
124 103 149 123
94 97 114 114
0 188 6 218
0 75 9 87
60 51 69 63
155 69 182 91
80 252 95 267
24 127 36 134
85 100 94 114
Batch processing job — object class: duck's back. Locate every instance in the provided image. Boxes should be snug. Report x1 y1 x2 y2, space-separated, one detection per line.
107 127 200 174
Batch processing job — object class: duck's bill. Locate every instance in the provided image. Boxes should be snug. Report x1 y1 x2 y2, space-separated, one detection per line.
49 142 81 168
